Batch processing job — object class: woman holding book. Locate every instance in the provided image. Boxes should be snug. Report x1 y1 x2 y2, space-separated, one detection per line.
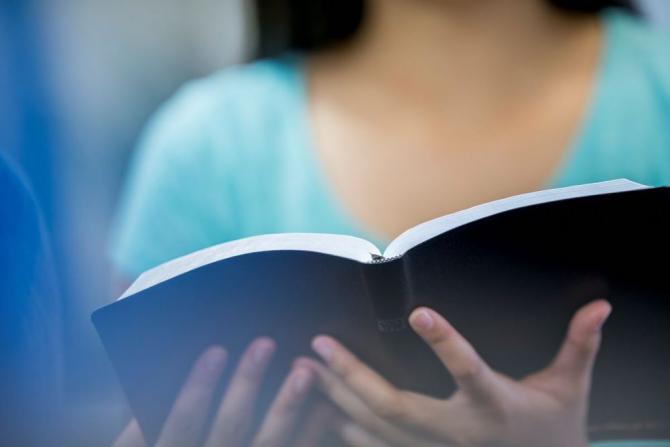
111 0 670 445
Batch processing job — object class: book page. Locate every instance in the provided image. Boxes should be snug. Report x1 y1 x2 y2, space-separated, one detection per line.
120 233 381 299
384 179 649 258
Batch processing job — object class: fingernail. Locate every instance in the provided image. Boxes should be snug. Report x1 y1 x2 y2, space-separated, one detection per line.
312 336 334 363
291 368 313 394
411 309 434 331
595 304 613 332
204 347 226 372
293 356 316 371
252 338 275 367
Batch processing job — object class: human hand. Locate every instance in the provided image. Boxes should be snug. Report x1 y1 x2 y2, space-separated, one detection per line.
300 300 611 447
113 338 316 447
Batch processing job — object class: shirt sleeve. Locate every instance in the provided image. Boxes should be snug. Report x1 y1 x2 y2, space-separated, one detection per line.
109 80 241 279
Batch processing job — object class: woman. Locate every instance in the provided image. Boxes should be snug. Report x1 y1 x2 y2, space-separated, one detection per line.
111 0 670 445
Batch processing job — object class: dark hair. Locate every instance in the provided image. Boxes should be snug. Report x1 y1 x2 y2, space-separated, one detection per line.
255 0 637 58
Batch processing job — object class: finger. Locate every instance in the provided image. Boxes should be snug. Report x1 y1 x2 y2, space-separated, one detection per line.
311 336 427 424
409 307 498 402
294 401 343 447
156 346 227 447
205 337 276 447
250 366 314 447
338 422 394 447
339 422 394 447
549 299 611 386
297 358 435 447
112 419 147 447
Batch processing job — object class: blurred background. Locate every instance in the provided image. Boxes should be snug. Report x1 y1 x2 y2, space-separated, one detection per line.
0 0 668 444
1 0 253 443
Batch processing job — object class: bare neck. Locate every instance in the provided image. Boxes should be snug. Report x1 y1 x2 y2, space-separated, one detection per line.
311 0 602 102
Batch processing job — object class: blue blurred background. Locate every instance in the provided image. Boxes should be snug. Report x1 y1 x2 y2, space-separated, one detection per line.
0 0 252 443
0 0 668 444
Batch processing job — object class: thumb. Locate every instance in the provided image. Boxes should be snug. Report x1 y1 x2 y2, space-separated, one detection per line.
549 300 612 387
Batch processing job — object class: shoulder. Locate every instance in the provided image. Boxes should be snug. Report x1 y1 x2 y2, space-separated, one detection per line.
151 57 303 136
111 58 307 275
603 10 670 88
138 56 305 168
560 12 670 187
579 10 670 186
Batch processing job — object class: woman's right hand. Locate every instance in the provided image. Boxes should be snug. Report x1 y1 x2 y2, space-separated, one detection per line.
113 338 316 447
304 300 612 447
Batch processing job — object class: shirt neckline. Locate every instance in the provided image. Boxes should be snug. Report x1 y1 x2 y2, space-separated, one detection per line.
285 9 624 245
285 55 388 247
545 8 622 188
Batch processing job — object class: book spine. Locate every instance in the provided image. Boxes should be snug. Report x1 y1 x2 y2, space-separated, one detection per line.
362 257 411 333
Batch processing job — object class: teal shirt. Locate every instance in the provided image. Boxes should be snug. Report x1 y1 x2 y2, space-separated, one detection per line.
111 11 670 445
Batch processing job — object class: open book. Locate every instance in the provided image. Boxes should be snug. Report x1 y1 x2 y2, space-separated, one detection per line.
94 180 670 443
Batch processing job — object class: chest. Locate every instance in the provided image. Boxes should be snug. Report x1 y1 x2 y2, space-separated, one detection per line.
308 99 586 241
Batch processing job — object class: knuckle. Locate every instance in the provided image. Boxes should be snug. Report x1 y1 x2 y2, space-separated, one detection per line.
560 338 599 374
487 399 510 424
370 393 405 421
426 329 449 345
337 360 360 382
215 409 251 437
358 413 382 434
567 337 590 356
238 362 264 383
453 359 485 383
274 394 300 415
569 331 600 355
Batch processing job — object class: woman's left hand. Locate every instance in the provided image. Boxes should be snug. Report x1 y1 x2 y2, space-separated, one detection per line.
298 300 611 447
113 338 318 447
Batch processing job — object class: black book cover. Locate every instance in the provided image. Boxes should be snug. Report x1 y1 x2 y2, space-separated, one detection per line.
93 187 670 444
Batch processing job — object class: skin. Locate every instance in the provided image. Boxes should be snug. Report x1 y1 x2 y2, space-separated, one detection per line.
307 0 603 240
113 338 319 447
115 2 603 292
115 1 612 444
300 300 612 447
300 2 610 443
